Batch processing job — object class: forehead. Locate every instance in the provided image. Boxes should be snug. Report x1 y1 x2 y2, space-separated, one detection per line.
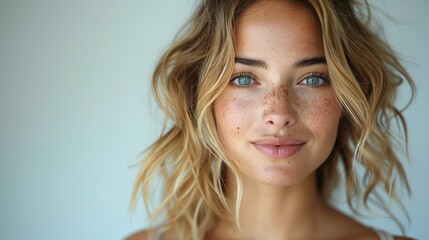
234 0 324 66
239 0 317 23
236 0 321 42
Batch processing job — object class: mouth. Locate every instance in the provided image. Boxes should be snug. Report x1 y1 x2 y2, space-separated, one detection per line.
251 137 306 159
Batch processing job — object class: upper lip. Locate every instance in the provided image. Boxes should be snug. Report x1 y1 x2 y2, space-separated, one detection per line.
251 136 306 146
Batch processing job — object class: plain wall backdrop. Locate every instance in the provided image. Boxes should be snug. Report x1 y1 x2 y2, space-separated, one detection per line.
0 0 428 239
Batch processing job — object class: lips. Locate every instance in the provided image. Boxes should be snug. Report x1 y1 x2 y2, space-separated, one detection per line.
251 136 306 159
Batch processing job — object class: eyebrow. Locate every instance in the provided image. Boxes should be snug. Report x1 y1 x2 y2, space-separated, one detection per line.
235 57 268 69
234 56 327 69
293 56 326 68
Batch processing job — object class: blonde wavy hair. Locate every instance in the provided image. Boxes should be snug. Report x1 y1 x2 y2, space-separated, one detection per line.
131 0 415 239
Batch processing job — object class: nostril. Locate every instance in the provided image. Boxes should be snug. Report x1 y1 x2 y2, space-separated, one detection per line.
266 119 292 127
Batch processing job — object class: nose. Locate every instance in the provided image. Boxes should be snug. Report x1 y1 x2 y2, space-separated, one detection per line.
263 87 297 128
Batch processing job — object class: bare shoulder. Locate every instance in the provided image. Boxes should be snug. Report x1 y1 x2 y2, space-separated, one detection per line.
124 230 149 240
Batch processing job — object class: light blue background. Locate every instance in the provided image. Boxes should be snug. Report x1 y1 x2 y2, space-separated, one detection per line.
0 1 428 239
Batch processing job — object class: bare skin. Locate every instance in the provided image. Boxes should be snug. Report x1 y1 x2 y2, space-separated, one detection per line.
126 1 413 240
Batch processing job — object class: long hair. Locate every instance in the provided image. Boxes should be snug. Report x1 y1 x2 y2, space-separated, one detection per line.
131 0 414 239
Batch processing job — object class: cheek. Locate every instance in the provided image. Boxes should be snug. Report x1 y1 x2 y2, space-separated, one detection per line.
298 94 342 135
214 93 256 136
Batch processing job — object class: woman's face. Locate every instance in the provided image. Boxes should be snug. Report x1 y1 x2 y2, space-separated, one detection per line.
214 0 342 187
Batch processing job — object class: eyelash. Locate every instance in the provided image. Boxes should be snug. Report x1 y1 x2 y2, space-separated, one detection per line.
229 71 330 89
229 72 258 89
299 72 330 88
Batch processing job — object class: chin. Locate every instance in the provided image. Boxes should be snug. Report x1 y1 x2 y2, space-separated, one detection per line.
243 167 312 188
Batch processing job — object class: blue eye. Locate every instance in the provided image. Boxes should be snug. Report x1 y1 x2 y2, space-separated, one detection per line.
231 75 255 87
299 73 329 87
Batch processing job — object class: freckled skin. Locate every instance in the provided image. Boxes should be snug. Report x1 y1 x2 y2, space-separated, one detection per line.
214 1 342 187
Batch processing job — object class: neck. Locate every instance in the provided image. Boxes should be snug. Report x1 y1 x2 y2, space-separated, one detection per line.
218 171 328 239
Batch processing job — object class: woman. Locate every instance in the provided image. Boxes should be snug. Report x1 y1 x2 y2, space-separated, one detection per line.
128 0 415 239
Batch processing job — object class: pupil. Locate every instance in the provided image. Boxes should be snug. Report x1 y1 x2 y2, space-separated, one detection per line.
308 77 319 85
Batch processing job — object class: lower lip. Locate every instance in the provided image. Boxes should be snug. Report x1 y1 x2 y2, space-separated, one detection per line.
251 143 304 159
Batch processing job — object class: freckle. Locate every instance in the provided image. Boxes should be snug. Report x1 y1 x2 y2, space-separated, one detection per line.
237 127 240 130
280 84 288 96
